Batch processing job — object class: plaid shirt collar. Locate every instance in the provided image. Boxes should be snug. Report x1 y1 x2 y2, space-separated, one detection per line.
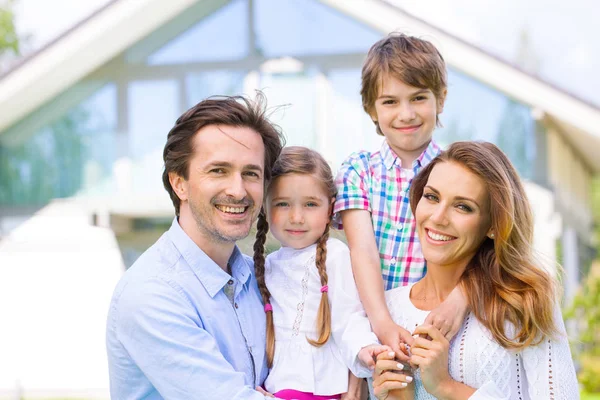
380 139 441 170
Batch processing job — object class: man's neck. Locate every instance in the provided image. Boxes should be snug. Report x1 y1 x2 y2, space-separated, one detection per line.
177 215 234 272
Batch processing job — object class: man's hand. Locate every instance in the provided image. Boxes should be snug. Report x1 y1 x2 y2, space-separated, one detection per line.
424 285 468 340
373 319 414 362
358 344 392 370
372 351 414 400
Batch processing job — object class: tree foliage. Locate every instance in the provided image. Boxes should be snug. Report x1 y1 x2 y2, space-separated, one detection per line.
0 0 19 57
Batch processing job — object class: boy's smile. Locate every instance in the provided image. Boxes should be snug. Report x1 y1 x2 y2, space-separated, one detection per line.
370 74 445 167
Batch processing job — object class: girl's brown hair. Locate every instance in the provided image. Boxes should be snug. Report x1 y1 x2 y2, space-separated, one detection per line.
253 146 336 367
410 141 559 350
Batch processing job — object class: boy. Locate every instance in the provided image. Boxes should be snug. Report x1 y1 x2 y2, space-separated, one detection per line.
334 33 467 360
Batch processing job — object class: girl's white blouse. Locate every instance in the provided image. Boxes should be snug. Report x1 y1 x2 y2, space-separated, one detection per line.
381 284 579 400
264 238 378 396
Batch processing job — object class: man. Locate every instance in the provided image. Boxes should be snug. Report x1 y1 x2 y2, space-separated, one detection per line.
106 94 284 399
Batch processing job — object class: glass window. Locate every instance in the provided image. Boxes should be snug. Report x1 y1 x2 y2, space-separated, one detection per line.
254 0 382 58
260 71 317 148
437 68 536 179
147 0 249 65
0 84 117 206
186 70 246 107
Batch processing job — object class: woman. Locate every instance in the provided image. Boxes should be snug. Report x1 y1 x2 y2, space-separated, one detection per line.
372 141 579 399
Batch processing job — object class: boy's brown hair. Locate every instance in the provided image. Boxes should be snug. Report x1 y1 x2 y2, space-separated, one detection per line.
361 32 448 135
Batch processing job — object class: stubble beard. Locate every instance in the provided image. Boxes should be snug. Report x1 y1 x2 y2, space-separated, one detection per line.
189 198 255 244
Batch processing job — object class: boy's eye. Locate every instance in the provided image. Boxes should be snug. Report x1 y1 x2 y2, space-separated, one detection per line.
382 99 396 105
413 95 427 101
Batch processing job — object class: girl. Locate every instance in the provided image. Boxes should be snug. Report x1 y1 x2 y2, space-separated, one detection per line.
254 146 388 400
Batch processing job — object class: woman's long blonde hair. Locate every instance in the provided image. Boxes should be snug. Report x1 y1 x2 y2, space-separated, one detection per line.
410 141 559 350
253 146 336 367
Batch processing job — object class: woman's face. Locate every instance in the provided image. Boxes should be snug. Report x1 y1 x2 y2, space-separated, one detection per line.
415 161 493 271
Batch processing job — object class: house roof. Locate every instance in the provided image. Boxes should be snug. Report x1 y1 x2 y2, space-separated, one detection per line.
1 0 599 171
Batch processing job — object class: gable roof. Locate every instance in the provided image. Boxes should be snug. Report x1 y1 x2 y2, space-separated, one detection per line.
1 0 599 171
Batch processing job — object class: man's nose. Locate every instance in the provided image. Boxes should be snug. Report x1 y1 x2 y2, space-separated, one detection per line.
224 173 247 199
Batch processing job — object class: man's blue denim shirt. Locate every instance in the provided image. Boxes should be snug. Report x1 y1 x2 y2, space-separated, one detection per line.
106 218 268 399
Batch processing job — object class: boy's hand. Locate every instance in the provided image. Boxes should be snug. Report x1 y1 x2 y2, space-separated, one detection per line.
374 320 414 362
358 344 392 370
424 285 468 340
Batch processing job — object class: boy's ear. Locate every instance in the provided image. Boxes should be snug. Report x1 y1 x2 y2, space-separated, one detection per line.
437 88 448 114
169 172 189 202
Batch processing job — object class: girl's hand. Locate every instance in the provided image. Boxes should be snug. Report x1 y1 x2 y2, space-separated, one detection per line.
409 324 454 398
424 286 468 340
358 344 392 370
372 351 414 400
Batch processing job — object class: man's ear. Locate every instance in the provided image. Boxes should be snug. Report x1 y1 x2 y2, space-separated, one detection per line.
169 172 188 202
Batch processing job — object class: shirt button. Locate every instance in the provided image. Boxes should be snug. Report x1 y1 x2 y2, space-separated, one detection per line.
228 279 234 285
391 258 397 264
235 303 239 309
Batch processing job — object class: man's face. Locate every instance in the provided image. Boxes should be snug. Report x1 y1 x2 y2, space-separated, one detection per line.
177 124 266 244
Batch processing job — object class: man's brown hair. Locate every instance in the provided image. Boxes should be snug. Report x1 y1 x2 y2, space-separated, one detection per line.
361 32 448 135
162 93 285 216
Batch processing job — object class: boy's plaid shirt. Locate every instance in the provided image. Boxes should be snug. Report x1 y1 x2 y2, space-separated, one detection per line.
333 140 441 290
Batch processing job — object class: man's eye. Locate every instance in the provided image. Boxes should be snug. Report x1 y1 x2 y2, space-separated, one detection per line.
209 168 225 174
382 99 396 105
244 171 260 178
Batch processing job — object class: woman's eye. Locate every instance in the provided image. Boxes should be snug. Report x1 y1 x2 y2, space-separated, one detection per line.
457 204 473 212
423 193 438 202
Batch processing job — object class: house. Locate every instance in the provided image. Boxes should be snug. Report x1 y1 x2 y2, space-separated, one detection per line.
0 0 598 397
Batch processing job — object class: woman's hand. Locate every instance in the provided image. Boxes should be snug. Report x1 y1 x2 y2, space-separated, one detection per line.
410 324 454 398
358 344 392 370
372 351 414 400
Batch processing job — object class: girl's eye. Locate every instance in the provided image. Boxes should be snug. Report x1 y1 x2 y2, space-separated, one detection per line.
423 193 438 202
306 202 318 207
274 202 289 207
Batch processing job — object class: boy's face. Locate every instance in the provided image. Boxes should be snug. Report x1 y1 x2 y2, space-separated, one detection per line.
369 74 445 166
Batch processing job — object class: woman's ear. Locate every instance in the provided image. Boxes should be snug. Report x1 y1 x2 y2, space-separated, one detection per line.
487 231 495 240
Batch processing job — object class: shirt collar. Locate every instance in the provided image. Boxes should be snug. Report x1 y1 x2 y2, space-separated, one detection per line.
167 217 252 298
380 139 441 170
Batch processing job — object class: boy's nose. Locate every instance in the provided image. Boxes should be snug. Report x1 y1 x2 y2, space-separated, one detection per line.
397 103 416 122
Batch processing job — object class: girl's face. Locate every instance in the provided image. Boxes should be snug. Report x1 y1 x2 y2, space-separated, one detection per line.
415 161 492 272
266 173 333 250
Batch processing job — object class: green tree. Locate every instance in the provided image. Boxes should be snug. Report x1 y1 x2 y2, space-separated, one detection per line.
0 0 19 58
566 177 600 394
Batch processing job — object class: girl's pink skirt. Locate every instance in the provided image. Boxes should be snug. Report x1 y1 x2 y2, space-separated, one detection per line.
274 389 341 400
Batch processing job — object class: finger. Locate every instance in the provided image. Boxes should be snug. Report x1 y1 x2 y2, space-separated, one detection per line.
411 336 434 351
414 324 447 343
373 380 409 397
408 346 430 359
410 353 426 368
376 350 396 362
255 387 274 397
373 371 414 387
398 327 415 346
371 345 392 357
374 359 408 376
